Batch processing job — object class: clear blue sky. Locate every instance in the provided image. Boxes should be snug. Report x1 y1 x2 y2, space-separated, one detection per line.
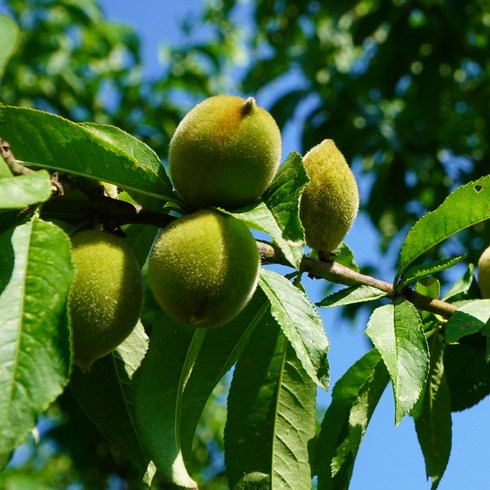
99 2 490 489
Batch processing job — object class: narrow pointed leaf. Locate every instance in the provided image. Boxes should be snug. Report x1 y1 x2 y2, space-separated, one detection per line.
397 176 490 278
316 349 389 490
225 313 316 489
413 336 452 490
259 268 329 390
0 219 74 456
317 285 388 308
365 300 429 424
70 323 155 482
0 106 172 204
444 300 490 343
135 316 197 489
397 254 467 289
0 171 52 209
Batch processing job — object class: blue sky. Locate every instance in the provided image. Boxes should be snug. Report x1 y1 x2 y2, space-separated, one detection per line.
98 2 490 489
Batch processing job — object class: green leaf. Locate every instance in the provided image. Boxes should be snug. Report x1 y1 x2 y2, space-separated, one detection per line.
316 349 389 490
0 155 13 178
228 200 303 269
444 300 490 343
413 335 452 490
443 264 477 302
262 151 308 260
444 335 490 411
70 323 155 484
80 122 173 207
224 315 316 489
0 15 20 78
416 277 441 300
0 171 52 209
365 299 429 424
228 152 309 270
180 290 271 461
259 268 329 389
397 176 490 278
397 253 467 289
0 218 74 457
135 316 198 489
317 285 388 308
331 242 360 272
0 106 172 205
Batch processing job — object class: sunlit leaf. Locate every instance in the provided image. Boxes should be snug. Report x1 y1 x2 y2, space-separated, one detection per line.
0 171 52 209
317 285 388 308
225 315 316 489
0 106 172 205
259 268 329 390
0 218 74 457
397 254 467 289
397 176 490 278
365 299 429 424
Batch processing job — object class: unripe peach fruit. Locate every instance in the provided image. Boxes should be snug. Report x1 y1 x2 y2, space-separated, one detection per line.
300 139 359 252
148 209 260 327
69 230 143 372
169 95 281 210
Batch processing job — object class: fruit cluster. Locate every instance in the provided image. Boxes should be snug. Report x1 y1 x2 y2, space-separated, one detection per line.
149 95 280 328
68 95 360 371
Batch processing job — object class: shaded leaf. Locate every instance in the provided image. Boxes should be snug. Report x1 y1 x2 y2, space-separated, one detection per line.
444 300 490 343
365 299 429 424
259 268 329 389
0 170 52 209
444 334 490 411
0 218 74 457
316 349 389 489
413 335 452 490
135 315 198 489
70 323 155 483
443 264 477 302
225 313 316 489
180 290 271 462
397 176 490 278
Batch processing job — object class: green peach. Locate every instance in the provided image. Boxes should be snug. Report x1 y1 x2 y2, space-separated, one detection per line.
478 246 490 298
69 230 143 372
148 209 260 327
300 139 359 252
169 95 281 210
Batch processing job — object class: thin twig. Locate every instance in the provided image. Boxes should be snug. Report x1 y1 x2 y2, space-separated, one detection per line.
257 241 458 319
